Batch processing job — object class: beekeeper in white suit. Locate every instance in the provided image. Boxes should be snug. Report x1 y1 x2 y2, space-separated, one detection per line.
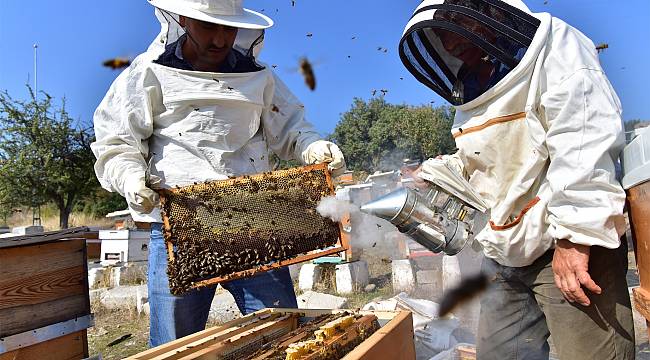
400 0 634 358
91 0 345 347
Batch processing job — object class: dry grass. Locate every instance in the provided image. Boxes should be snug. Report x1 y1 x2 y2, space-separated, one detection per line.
6 207 113 231
88 301 149 360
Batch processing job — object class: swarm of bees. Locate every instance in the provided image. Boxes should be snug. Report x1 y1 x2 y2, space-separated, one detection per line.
102 57 131 70
161 165 338 295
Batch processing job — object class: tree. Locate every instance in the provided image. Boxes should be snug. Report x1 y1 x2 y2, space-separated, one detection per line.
0 87 97 229
330 97 456 173
624 119 650 132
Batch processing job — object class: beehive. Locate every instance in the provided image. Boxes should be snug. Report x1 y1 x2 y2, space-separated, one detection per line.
159 164 344 295
126 308 416 360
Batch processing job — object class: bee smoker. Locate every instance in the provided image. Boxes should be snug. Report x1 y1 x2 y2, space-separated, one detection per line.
360 182 487 256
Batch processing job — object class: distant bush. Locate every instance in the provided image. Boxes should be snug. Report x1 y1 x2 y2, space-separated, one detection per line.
76 190 127 218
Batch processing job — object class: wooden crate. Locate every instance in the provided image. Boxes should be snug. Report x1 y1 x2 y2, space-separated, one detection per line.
126 308 416 360
628 181 650 337
0 227 92 359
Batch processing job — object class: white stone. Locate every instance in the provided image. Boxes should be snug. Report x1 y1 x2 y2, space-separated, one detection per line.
99 284 148 309
442 255 462 294
297 291 348 309
364 283 377 292
208 291 241 324
142 302 150 316
413 255 442 271
136 286 147 314
392 259 416 294
335 261 369 294
11 225 44 235
416 269 441 285
88 267 107 289
298 263 322 291
90 288 108 304
111 262 148 287
288 264 302 281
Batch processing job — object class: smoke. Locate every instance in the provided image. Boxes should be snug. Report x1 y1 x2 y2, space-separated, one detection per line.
377 149 413 172
317 196 396 250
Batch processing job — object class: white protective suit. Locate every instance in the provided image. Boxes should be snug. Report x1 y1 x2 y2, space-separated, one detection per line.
92 9 323 222
400 0 626 266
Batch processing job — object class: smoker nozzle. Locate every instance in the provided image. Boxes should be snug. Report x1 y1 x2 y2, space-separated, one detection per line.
359 188 410 222
360 188 447 253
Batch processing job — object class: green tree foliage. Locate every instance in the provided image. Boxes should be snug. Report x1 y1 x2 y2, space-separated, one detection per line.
624 119 650 132
0 88 97 228
75 189 127 219
330 97 456 172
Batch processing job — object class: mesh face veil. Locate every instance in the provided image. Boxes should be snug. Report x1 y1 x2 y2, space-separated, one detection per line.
399 0 540 105
146 8 266 60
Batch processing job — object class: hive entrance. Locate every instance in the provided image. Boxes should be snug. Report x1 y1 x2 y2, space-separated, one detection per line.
160 164 343 295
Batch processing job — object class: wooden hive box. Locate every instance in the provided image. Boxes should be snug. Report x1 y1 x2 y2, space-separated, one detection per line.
126 308 416 360
0 227 93 360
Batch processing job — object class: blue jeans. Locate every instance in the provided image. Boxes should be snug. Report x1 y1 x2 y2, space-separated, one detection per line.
147 223 298 347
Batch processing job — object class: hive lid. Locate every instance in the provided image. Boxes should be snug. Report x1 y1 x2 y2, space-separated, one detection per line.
622 126 650 189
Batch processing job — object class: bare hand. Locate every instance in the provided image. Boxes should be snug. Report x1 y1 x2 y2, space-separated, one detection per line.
552 239 601 306
411 166 430 190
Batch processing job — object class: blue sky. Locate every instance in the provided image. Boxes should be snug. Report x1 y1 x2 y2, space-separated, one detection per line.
1 0 648 136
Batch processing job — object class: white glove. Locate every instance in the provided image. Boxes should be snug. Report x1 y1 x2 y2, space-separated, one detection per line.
301 140 347 177
123 175 160 214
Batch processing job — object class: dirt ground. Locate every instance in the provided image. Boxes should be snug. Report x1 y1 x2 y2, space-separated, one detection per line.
87 251 396 359
88 249 650 359
87 308 149 360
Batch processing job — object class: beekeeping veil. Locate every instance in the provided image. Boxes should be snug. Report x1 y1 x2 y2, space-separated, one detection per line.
145 0 273 60
399 0 540 105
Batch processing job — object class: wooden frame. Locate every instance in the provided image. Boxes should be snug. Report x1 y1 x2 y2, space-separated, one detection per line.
159 163 348 288
126 308 415 360
627 181 650 338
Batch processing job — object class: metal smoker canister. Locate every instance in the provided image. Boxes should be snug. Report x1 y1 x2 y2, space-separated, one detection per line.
360 187 470 255
622 126 650 337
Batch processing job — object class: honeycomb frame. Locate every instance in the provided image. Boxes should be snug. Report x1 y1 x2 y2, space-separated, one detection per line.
159 163 345 295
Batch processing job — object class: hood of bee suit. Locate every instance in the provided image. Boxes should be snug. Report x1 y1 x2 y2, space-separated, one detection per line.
399 0 547 107
145 7 269 60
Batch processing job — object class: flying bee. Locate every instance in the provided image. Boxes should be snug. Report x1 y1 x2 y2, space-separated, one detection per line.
102 57 131 69
595 43 609 53
438 273 489 317
299 57 316 91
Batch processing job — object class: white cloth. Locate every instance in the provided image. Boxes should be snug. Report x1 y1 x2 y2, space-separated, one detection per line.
411 1 626 266
92 13 321 222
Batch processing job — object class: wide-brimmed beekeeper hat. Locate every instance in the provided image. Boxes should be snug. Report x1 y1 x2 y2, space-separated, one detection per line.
147 0 273 29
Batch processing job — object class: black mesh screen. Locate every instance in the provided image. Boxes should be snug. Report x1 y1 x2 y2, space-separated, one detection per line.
399 0 540 105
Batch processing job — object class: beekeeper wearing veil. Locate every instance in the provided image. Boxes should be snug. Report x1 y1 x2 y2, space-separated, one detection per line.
91 0 346 346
